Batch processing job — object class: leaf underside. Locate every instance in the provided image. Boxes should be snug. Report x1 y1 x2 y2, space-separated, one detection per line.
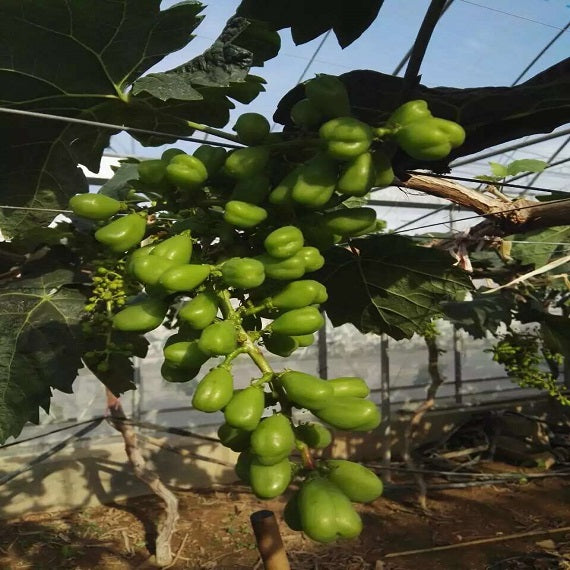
274 58 570 171
0 257 85 443
237 0 384 48
319 235 472 340
0 2 278 236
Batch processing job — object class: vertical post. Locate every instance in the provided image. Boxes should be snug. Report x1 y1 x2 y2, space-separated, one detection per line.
562 305 570 389
453 325 463 404
133 356 143 420
250 510 291 570
448 205 464 405
318 318 328 379
380 334 392 480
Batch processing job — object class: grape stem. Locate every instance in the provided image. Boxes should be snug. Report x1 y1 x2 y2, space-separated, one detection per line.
221 347 248 369
186 121 242 144
373 126 395 138
296 440 316 470
214 288 316 468
264 137 321 152
241 299 273 317
251 371 274 387
215 288 274 378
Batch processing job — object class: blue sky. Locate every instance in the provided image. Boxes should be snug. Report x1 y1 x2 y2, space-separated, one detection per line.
108 0 570 200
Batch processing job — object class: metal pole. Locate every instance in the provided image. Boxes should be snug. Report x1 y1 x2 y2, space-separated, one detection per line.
133 356 143 420
506 156 570 184
510 21 570 86
453 326 463 404
521 135 570 195
270 30 332 133
380 334 392 480
295 30 332 85
448 206 463 404
392 203 451 232
450 127 570 168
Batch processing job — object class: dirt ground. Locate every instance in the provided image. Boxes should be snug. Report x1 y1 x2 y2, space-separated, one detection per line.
1 471 569 570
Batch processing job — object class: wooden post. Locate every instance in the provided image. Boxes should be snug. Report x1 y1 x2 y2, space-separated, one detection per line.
250 510 291 570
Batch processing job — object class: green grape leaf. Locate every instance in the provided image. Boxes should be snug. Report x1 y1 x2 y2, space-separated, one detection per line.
509 226 570 268
0 244 27 275
506 159 548 176
82 331 149 396
489 162 509 178
536 191 568 202
99 162 141 200
342 195 370 209
0 0 204 235
4 225 74 255
127 75 268 148
0 2 277 236
132 17 278 99
274 58 570 169
541 315 570 359
319 235 472 340
0 254 85 443
468 250 517 281
442 292 515 339
475 175 502 183
131 74 203 103
237 0 384 48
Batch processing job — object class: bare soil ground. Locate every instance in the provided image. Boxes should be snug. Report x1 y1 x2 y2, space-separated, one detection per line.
1 470 569 570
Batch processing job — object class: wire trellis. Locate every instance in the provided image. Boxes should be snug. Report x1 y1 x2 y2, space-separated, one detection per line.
403 171 570 195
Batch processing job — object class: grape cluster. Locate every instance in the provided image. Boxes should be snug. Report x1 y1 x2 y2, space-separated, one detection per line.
491 331 569 405
80 257 140 374
85 265 128 313
70 74 466 542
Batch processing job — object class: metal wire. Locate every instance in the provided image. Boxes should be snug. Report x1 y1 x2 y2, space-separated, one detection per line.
450 128 570 168
1 98 567 180
522 135 570 193
2 193 568 228
405 171 569 194
409 235 570 247
1 101 568 238
295 30 333 85
389 197 570 234
505 157 570 185
511 20 570 85
269 30 333 133
0 107 242 149
372 159 569 233
392 204 451 232
0 205 73 213
0 418 103 486
457 0 566 30
0 417 105 450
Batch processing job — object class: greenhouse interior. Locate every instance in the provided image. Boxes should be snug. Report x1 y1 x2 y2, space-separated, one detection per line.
0 1 569 569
